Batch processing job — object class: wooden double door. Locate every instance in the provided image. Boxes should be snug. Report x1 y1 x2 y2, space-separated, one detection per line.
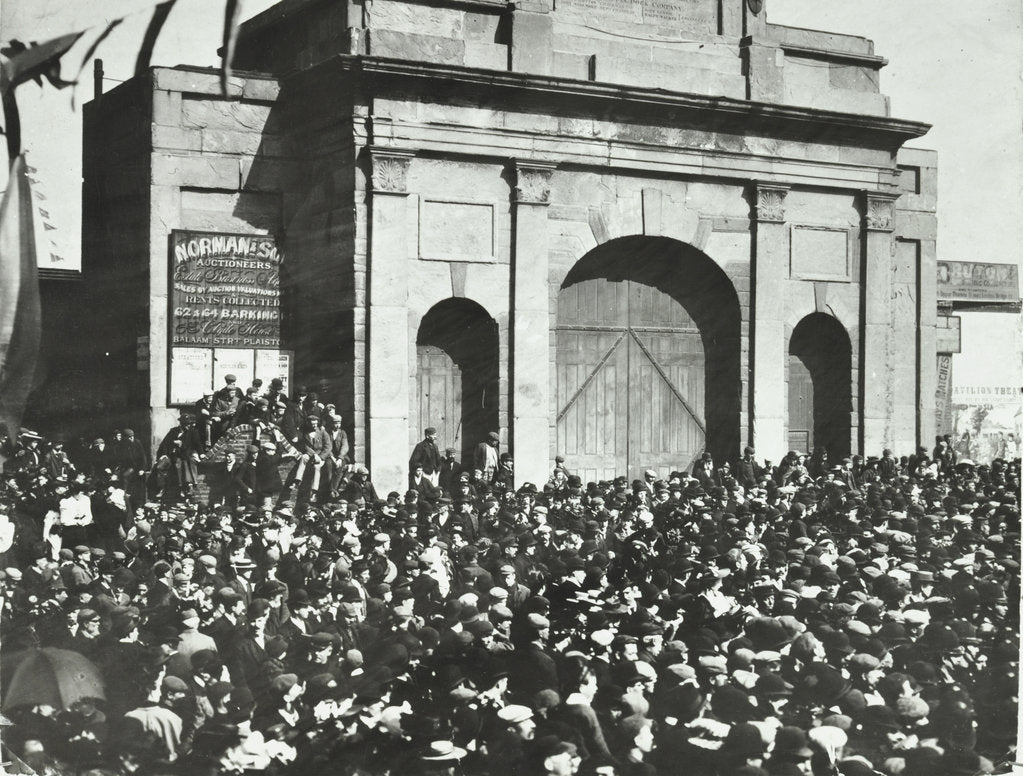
556 277 706 483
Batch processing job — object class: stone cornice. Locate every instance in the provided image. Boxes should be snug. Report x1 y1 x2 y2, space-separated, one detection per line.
329 55 931 152
778 43 888 70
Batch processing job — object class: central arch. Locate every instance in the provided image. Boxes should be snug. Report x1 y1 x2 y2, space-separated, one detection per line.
555 236 741 482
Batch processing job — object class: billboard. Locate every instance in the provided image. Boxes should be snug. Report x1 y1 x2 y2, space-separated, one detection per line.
937 261 1019 303
170 230 282 348
167 231 289 406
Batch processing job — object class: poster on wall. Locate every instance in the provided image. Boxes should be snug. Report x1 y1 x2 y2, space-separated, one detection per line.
935 354 952 435
255 349 292 392
170 230 282 348
169 348 213 405
213 349 256 391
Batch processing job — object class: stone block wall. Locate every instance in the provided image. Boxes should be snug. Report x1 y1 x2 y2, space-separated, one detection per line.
235 0 895 118
81 68 302 456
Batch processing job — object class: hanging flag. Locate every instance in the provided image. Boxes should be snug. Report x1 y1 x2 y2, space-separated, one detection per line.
0 32 84 92
0 155 42 455
135 0 179 78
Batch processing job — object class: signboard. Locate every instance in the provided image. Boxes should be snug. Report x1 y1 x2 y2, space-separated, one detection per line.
167 230 289 406
952 385 1021 407
937 261 1020 303
170 347 214 405
170 230 282 348
936 315 961 354
935 355 952 435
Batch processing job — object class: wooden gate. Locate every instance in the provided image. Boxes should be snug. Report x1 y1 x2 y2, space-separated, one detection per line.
787 355 813 453
556 277 705 483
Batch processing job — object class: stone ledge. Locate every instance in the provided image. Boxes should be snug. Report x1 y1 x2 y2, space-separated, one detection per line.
344 55 930 151
780 43 887 69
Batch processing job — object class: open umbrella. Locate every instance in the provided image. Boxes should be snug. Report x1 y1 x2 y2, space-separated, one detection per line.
2 648 104 711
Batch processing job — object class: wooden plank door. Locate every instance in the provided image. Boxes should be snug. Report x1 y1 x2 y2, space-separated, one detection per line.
556 276 706 480
628 280 705 479
556 278 629 483
417 344 462 455
787 354 813 453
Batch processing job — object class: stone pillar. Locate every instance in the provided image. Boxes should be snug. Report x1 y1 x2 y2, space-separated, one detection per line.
511 162 555 487
750 183 789 462
367 150 413 493
861 192 899 455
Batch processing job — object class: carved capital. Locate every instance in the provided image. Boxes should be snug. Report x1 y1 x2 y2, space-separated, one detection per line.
514 162 556 205
864 192 898 232
754 184 789 223
370 150 414 194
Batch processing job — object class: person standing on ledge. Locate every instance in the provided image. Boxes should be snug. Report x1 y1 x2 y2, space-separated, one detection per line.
474 431 500 484
409 427 442 489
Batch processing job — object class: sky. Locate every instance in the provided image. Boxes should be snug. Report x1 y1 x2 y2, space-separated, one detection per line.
2 0 1021 398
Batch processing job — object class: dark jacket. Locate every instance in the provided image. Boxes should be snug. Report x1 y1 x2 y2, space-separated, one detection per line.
409 438 442 476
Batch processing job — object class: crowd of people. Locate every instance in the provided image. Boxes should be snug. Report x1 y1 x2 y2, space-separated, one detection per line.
0 376 1018 776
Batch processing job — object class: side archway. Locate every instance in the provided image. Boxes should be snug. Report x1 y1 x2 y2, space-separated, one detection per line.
416 299 499 464
787 312 852 457
555 236 741 481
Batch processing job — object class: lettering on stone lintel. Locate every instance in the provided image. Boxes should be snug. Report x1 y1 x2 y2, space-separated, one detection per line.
555 0 717 31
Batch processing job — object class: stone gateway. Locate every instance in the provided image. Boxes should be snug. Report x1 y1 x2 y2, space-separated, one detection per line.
80 0 938 492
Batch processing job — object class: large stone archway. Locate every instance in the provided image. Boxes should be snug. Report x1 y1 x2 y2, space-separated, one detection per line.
555 236 741 481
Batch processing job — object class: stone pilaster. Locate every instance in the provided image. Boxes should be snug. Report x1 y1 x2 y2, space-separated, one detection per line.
750 183 789 462
861 191 899 455
511 161 555 487
367 149 413 492
917 236 938 446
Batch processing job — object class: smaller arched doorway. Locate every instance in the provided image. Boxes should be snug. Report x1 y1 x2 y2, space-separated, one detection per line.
416 299 499 463
788 313 852 457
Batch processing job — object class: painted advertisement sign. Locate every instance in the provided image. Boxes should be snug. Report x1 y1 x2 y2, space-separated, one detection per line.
170 230 281 348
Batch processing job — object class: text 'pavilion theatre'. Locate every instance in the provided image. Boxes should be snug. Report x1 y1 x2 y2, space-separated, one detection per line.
81 0 938 491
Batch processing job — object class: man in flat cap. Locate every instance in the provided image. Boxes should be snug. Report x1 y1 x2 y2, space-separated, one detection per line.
409 427 442 491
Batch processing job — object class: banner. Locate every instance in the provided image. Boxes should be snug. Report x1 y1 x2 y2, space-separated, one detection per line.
170 230 281 348
937 261 1020 303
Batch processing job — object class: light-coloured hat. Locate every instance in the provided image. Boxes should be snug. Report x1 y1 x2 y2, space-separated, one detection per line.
497 704 533 724
421 741 468 761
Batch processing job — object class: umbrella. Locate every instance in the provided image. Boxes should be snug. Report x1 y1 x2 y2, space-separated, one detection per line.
2 648 104 711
